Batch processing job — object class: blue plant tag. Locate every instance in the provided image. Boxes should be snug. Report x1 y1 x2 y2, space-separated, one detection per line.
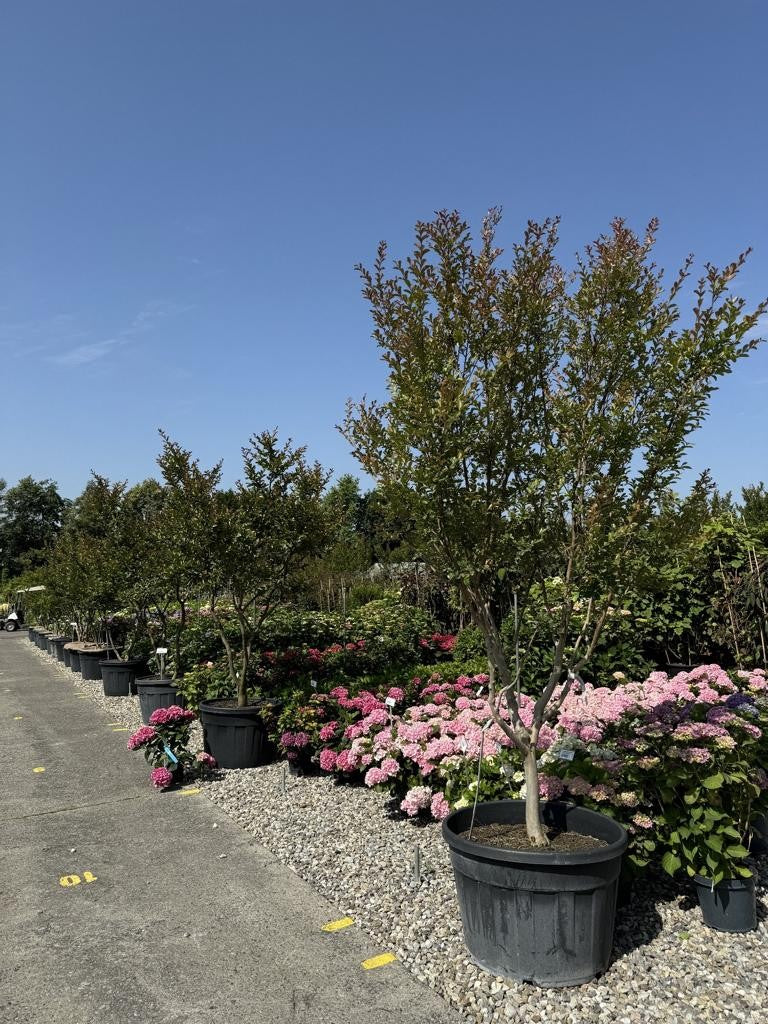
163 744 178 765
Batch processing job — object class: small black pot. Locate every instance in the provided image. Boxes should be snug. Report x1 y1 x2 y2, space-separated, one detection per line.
78 648 111 680
47 635 65 656
693 873 757 933
136 677 182 725
99 658 146 697
66 646 81 673
28 628 38 644
442 799 628 987
63 646 71 668
200 700 270 769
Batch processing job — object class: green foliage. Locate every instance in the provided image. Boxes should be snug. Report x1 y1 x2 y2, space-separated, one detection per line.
0 477 68 579
158 431 331 706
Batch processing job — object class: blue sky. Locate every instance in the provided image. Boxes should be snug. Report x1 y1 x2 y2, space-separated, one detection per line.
2 1 767 499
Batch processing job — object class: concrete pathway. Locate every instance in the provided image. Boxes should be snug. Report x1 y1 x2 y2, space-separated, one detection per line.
0 632 462 1024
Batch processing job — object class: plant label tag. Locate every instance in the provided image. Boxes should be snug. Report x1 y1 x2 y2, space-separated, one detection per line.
163 744 178 765
459 738 468 753
385 696 396 708
310 679 318 690
556 748 575 761
156 647 168 656
476 686 484 696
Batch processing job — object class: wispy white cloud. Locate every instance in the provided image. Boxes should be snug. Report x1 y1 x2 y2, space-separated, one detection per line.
51 338 124 366
46 300 193 367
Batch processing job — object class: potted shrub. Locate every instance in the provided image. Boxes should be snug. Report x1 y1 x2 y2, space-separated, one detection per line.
344 210 766 985
157 430 329 768
126 704 216 789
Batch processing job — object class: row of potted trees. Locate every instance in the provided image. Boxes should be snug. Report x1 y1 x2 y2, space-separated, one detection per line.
26 625 182 725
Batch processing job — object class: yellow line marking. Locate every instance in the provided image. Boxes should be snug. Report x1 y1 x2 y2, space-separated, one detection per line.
13 716 23 720
177 787 201 796
111 727 129 732
33 767 46 773
362 952 396 970
322 916 354 932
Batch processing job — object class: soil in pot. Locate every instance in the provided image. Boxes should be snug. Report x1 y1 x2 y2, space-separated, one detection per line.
443 799 628 988
200 700 271 769
462 822 608 853
693 873 757 933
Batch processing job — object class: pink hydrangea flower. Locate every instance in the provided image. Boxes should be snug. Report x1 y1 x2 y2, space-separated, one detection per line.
196 751 217 769
319 748 337 772
150 766 174 789
364 766 389 787
318 722 338 742
538 775 565 800
127 725 157 750
430 792 451 820
400 786 432 817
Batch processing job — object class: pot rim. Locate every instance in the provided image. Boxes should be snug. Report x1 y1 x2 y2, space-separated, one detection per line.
200 698 271 716
98 658 146 668
692 872 755 889
442 798 628 867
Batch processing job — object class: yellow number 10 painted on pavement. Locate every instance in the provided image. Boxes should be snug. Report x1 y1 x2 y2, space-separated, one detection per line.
59 871 97 887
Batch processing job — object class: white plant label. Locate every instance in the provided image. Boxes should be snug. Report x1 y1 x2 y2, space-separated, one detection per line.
385 696 397 708
476 686 484 696
311 679 318 690
156 647 168 655
556 748 575 762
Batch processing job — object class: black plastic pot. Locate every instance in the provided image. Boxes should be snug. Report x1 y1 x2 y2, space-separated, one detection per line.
46 635 61 656
99 659 146 697
442 799 628 988
63 646 71 668
28 628 38 644
36 631 50 650
200 700 270 769
51 637 68 662
65 645 81 673
136 677 182 725
78 648 111 680
693 873 757 933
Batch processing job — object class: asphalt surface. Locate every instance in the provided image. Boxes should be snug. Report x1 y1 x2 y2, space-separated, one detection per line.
0 631 461 1024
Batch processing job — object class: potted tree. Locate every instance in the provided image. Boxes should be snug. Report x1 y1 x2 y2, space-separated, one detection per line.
158 430 329 768
343 210 766 986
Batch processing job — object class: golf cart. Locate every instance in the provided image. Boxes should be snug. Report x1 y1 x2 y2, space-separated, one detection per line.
3 584 45 631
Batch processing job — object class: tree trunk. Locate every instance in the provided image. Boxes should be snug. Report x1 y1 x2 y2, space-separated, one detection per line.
523 747 549 847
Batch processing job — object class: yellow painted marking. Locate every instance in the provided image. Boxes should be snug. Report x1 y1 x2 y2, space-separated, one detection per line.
177 787 201 796
322 916 354 932
13 716 23 720
59 870 97 887
362 952 396 970
33 767 46 773
111 727 129 732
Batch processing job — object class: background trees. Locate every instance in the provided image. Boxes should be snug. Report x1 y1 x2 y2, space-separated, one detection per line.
0 476 68 580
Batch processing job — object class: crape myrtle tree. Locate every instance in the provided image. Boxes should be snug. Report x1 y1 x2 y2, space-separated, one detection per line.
158 431 330 707
343 210 766 845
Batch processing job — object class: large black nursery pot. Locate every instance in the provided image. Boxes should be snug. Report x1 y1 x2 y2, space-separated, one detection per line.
136 676 183 725
36 630 51 650
78 647 111 681
200 700 270 769
28 627 38 644
47 634 61 656
51 637 68 662
63 646 72 668
442 799 628 988
64 643 81 673
693 873 757 933
99 658 146 697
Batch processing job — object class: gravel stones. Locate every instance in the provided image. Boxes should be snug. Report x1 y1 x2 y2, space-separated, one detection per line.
36 646 768 1024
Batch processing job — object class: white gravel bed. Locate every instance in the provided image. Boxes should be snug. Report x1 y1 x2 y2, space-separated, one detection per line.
34 644 768 1024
